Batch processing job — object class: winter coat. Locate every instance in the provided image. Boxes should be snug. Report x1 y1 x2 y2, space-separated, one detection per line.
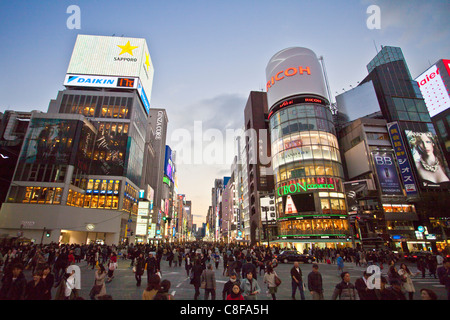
94 271 107 299
263 271 278 288
240 278 261 298
201 269 216 290
398 269 415 293
25 280 46 300
0 272 27 300
222 279 241 300
331 281 359 300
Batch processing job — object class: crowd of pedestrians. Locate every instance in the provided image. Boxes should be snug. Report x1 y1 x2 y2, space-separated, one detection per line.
0 240 449 300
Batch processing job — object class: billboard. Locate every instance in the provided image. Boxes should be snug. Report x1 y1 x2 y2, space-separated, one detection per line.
387 122 419 197
66 34 154 105
372 152 404 195
405 130 450 188
415 61 450 117
21 118 78 164
64 74 138 89
282 193 315 214
344 180 369 213
164 145 174 182
265 47 329 108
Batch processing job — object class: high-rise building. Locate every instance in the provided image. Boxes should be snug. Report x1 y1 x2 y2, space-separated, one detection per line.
0 35 155 245
0 111 33 209
415 59 450 167
346 46 450 251
243 91 274 245
266 47 350 251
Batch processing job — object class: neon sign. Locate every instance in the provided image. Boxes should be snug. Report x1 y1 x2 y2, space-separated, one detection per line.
277 182 335 196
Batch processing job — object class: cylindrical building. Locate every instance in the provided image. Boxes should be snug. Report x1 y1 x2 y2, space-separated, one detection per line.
266 47 351 251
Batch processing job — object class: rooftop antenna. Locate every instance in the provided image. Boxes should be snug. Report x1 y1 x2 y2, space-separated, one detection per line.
373 40 379 54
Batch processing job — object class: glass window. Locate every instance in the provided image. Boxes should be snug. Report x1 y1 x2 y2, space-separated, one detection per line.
408 112 420 121
404 98 417 112
288 107 298 120
419 113 431 122
304 105 315 117
393 97 406 111
279 110 288 123
397 111 409 121
54 188 62 204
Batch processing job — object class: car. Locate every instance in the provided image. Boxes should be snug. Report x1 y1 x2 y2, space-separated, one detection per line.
275 251 316 264
402 251 435 263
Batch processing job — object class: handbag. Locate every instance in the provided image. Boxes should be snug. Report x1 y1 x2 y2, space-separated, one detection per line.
201 281 206 289
89 284 102 297
274 275 282 287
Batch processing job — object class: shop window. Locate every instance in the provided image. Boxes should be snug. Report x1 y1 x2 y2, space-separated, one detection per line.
54 188 62 204
84 195 92 208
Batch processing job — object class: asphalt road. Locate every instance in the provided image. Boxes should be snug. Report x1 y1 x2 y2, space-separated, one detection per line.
24 256 446 300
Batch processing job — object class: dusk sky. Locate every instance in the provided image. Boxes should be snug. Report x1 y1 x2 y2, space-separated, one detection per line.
1 1 449 225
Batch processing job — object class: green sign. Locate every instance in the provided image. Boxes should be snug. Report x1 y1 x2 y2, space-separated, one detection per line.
163 176 171 186
277 182 334 196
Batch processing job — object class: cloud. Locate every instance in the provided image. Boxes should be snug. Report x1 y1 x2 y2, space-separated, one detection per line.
363 0 450 47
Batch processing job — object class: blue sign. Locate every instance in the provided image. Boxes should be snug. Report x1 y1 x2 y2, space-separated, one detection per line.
372 151 403 195
387 122 418 197
137 79 150 115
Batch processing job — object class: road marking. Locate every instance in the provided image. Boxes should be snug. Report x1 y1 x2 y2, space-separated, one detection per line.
171 290 176 296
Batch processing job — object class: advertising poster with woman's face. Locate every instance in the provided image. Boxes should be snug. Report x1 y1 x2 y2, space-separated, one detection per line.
23 118 76 164
405 131 450 187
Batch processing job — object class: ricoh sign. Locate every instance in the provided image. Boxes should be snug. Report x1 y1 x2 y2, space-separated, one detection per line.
265 47 329 108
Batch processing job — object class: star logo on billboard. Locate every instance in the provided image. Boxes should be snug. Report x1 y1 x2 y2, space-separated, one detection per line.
117 41 138 56
145 52 150 71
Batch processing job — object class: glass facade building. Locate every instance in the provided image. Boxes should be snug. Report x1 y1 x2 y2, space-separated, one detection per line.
266 47 350 248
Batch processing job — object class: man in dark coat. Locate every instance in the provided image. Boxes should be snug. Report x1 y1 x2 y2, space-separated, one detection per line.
241 257 257 280
355 271 378 300
291 261 305 300
0 263 27 300
307 264 324 300
222 272 241 300
145 253 157 283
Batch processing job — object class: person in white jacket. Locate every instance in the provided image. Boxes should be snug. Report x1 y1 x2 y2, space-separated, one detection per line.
64 270 76 300
398 263 415 300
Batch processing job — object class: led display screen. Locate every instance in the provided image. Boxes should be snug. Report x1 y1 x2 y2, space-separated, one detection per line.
282 193 315 214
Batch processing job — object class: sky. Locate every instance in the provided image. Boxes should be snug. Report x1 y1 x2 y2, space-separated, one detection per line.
0 0 449 226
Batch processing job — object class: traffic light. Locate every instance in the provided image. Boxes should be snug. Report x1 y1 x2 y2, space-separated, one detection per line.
45 231 51 237
162 216 167 222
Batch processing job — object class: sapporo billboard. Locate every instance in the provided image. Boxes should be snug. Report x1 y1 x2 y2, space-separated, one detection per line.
405 130 450 188
66 34 154 104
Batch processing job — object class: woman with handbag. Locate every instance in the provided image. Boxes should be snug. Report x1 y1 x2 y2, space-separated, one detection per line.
106 252 117 282
398 263 415 300
263 265 280 300
90 264 107 300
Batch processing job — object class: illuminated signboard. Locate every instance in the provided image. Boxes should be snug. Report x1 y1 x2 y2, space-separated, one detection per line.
268 95 327 119
405 130 450 188
164 145 174 182
67 35 154 104
415 61 450 117
277 181 335 196
372 151 404 195
265 47 329 108
387 122 418 196
64 74 138 89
